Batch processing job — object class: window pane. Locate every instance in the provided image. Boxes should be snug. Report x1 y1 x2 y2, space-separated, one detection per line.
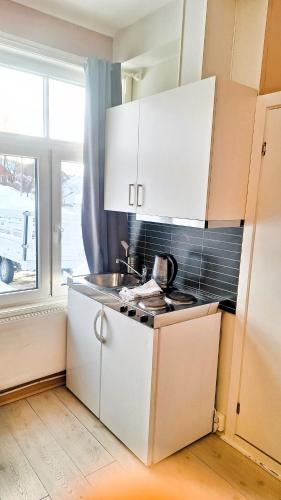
61 161 88 282
49 80 85 143
0 155 38 293
0 67 44 137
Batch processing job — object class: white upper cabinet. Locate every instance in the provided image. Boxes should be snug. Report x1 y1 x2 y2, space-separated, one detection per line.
104 77 257 226
137 78 215 221
104 100 139 213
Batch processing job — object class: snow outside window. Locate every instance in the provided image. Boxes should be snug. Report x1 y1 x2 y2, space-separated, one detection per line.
0 155 38 294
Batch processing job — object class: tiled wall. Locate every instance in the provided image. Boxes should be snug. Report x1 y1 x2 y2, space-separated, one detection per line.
128 214 243 313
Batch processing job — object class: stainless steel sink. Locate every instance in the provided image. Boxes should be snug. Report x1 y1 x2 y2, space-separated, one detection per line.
85 273 139 289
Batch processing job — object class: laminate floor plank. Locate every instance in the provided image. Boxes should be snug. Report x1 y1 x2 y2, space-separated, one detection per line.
0 400 93 500
0 389 280 500
54 387 141 470
86 462 125 490
0 415 47 500
54 391 244 499
28 390 114 476
87 447 246 500
188 434 281 500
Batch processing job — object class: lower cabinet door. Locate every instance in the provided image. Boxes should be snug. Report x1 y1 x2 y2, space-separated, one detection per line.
66 288 102 417
100 307 154 464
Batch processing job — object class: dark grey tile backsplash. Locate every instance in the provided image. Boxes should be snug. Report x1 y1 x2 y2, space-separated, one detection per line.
128 214 243 313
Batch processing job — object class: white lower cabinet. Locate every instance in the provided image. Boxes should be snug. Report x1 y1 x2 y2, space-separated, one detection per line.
100 307 154 464
66 288 103 417
67 289 221 465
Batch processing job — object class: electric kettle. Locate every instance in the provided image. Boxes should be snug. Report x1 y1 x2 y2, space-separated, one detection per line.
152 253 178 289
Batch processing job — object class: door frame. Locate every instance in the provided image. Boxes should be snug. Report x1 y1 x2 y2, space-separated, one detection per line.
223 92 281 479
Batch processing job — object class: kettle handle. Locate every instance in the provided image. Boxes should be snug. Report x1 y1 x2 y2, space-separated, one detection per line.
166 254 178 285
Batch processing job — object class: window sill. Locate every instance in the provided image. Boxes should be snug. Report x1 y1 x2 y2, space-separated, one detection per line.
0 298 67 323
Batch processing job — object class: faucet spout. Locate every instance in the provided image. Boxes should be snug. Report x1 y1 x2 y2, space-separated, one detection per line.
116 258 147 284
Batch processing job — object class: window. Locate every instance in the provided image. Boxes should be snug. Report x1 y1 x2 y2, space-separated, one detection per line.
0 66 44 137
49 79 85 142
0 61 85 306
51 147 87 296
0 67 85 144
0 154 38 294
61 161 88 282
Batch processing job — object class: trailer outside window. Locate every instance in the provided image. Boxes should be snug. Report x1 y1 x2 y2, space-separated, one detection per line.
0 154 38 294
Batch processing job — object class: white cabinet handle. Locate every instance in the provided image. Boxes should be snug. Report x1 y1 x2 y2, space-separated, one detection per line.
94 309 105 343
128 184 135 206
137 184 144 207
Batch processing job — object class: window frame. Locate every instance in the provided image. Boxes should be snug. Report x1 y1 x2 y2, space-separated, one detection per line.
0 133 51 307
0 62 85 143
51 143 84 297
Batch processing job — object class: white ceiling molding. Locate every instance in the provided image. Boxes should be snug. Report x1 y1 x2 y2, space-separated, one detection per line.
0 31 85 83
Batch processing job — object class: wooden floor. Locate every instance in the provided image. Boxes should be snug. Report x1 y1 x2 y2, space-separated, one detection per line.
0 388 280 500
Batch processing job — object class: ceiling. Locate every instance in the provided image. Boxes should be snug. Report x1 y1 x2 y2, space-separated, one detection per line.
10 0 173 36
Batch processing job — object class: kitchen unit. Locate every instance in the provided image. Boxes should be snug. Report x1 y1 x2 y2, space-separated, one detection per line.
66 282 221 465
104 76 257 227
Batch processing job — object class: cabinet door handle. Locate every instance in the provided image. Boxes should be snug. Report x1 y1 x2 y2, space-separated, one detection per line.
94 309 105 343
137 184 144 207
128 184 135 206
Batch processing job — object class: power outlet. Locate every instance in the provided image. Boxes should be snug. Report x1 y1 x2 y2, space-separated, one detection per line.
213 410 226 433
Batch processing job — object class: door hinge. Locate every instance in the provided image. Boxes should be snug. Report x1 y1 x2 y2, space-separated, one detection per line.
262 141 267 156
236 402 240 415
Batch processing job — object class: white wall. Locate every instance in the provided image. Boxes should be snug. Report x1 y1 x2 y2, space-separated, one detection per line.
0 0 112 60
0 308 66 390
179 0 268 90
179 0 208 84
231 0 268 90
113 0 182 63
180 0 237 84
202 0 236 80
132 57 179 100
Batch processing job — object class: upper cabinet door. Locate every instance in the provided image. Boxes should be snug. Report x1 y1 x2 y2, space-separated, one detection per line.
136 78 216 220
104 100 139 213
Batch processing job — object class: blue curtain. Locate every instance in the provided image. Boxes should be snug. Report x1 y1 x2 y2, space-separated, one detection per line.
82 57 128 273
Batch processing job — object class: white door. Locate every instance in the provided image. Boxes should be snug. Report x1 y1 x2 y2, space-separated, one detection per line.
104 101 139 213
136 78 215 220
100 307 154 464
236 107 281 463
66 288 103 417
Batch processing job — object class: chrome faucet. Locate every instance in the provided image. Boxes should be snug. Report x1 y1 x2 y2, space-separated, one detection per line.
116 258 147 284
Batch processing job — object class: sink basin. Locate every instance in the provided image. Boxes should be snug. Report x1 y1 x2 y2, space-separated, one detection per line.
85 273 140 289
